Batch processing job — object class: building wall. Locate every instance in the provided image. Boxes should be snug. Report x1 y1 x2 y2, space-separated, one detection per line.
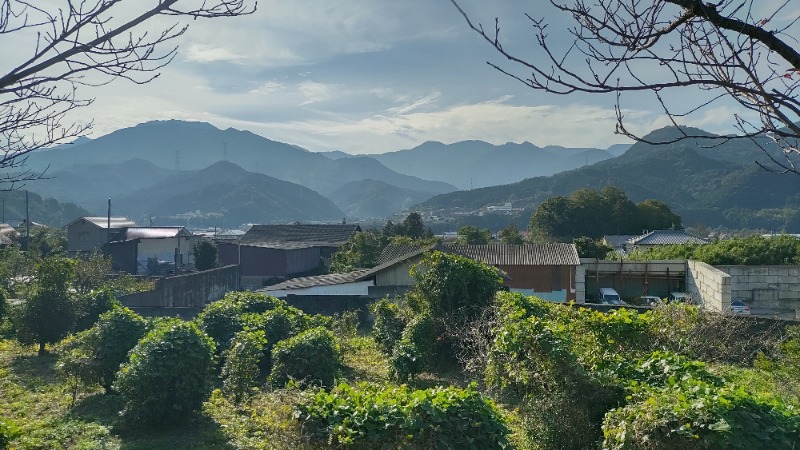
108 239 138 274
67 220 108 255
119 265 238 309
286 247 322 275
686 260 730 313
498 265 576 301
375 259 418 287
715 265 800 319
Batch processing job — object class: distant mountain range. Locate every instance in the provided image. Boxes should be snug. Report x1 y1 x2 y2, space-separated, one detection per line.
15 120 797 231
420 126 800 230
0 190 89 227
367 140 621 190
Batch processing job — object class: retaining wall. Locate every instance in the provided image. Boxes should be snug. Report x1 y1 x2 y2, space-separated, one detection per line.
120 265 238 309
716 265 800 319
686 260 730 313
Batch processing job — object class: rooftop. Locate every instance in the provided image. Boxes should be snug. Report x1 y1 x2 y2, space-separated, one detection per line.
260 269 373 291
69 216 137 229
628 230 708 246
240 224 361 248
120 227 192 240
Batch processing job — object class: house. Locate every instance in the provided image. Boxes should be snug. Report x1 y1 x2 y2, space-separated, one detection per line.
627 229 708 252
217 223 361 289
0 223 18 247
66 216 137 257
602 235 639 255
106 226 201 275
447 243 580 302
261 242 581 303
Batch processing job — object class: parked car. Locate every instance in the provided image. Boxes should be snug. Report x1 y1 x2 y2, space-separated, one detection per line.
731 299 751 316
640 295 662 306
599 288 626 305
668 292 692 303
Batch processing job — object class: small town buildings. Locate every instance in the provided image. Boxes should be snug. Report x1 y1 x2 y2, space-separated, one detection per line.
66 216 137 257
107 226 201 275
261 242 581 303
218 223 362 290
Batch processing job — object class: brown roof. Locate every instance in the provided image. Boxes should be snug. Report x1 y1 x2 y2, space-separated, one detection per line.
445 243 580 266
241 224 361 248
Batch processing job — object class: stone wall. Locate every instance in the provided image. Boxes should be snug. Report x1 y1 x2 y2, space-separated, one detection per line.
686 260 731 313
715 265 800 319
120 265 238 310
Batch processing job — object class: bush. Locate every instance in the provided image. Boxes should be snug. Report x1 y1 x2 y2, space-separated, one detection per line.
299 382 511 449
369 298 406 355
72 288 121 332
196 291 284 351
603 379 800 450
390 314 436 382
222 330 267 403
0 417 20 448
270 327 340 388
0 286 7 323
114 319 216 425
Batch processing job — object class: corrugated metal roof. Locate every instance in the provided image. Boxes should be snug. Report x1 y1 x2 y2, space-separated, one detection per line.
445 243 580 266
241 224 361 247
0 234 11 245
377 244 429 265
121 227 191 239
69 216 137 229
260 269 373 291
628 230 708 246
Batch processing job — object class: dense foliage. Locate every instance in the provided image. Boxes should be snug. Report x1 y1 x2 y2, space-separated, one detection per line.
299 382 511 449
72 288 121 332
114 319 216 425
528 187 681 241
58 307 148 393
627 234 800 265
456 225 492 244
390 314 436 382
369 298 406 354
193 239 218 271
195 291 284 352
270 327 340 388
222 330 267 403
14 257 76 354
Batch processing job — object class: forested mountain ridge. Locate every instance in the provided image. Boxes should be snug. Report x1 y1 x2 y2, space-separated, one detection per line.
420 126 800 230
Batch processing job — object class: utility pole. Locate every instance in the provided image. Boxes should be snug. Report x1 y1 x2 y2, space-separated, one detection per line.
106 199 111 256
25 191 29 251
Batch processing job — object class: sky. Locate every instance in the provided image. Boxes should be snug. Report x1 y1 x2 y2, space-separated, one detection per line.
3 0 795 155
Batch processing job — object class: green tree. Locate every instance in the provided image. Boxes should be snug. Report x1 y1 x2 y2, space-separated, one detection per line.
114 319 216 425
573 237 613 259
15 256 76 355
221 329 267 403
498 223 525 244
636 199 683 232
528 195 575 242
72 253 112 295
401 212 426 239
193 240 218 271
270 327 341 388
329 229 387 273
457 225 492 244
73 288 121 332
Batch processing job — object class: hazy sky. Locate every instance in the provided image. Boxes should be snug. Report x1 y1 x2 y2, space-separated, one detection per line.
5 0 793 154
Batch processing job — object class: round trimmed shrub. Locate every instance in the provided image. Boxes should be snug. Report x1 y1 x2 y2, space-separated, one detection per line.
270 327 340 388
221 330 267 403
73 288 121 332
196 291 284 351
114 319 216 425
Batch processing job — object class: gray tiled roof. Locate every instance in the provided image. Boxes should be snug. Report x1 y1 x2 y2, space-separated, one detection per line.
628 230 708 246
376 244 429 265
241 224 361 248
260 269 372 291
446 243 580 266
603 235 638 250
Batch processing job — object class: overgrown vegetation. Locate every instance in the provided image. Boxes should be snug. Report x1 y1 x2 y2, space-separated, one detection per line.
1 249 799 449
626 234 800 265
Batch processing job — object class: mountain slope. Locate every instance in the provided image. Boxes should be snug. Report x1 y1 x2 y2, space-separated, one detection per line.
419 126 800 230
368 140 616 189
113 161 344 228
0 190 89 227
23 120 456 196
329 179 439 219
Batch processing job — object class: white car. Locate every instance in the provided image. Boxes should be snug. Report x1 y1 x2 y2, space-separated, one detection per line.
731 299 751 315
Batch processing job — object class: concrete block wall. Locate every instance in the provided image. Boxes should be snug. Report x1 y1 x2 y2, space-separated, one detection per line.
716 265 800 319
121 265 238 309
686 260 731 313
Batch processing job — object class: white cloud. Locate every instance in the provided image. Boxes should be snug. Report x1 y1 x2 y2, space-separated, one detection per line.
184 43 245 63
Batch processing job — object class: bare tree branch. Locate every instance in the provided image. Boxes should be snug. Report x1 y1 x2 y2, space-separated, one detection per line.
0 0 256 189
450 0 800 173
